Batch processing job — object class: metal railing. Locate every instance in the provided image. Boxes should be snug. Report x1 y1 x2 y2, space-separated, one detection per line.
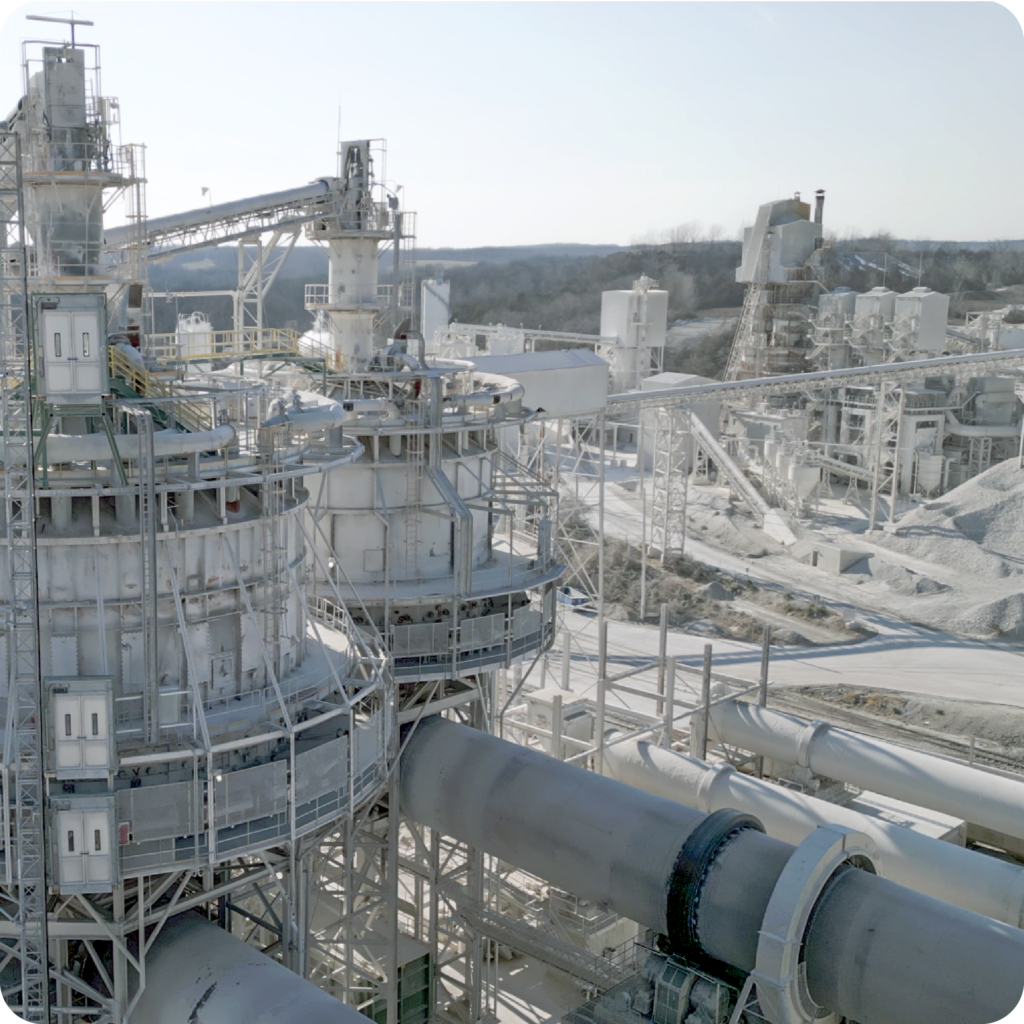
21 138 140 180
304 281 383 310
108 345 213 431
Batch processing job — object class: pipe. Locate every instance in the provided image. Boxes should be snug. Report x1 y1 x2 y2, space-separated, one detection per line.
427 466 472 595
603 735 1024 927
944 408 1020 438
400 717 1024 1024
709 699 1024 842
45 425 235 463
445 372 525 410
338 398 403 424
262 392 353 432
131 913 372 1024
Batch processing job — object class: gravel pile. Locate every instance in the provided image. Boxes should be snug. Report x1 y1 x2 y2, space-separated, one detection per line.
872 459 1024 637
882 459 1024 577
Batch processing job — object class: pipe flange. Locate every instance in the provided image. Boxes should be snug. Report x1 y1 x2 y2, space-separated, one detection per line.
796 720 828 769
668 808 765 967
752 825 877 1024
696 762 735 812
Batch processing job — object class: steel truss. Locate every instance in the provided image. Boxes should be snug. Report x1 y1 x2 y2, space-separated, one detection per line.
649 407 690 564
608 347 1024 417
0 860 315 1023
867 383 904 530
0 129 50 1024
237 229 301 335
301 689 494 1024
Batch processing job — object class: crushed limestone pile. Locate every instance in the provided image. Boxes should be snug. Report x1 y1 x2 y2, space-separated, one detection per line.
871 458 1024 638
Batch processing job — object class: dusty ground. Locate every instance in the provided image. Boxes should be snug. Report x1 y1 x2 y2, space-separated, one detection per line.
570 534 863 646
595 459 1024 644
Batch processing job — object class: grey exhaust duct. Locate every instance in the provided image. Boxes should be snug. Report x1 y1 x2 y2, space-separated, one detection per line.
400 716 1024 1024
602 733 1024 927
708 698 1024 842
131 914 373 1024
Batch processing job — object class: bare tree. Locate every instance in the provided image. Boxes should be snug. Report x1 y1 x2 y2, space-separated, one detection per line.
669 220 704 244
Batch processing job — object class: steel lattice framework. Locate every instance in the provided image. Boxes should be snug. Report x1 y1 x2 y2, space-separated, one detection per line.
0 129 50 1023
606 347 1024 417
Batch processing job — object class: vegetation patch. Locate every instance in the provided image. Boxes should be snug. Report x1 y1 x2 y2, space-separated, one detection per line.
565 536 857 644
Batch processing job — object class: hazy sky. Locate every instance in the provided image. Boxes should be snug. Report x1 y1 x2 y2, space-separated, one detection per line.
0 1 1022 247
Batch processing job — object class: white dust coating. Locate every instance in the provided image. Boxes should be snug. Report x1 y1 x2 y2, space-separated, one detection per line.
131 914 373 1024
603 735 1024 927
871 459 1024 637
708 699 1024 844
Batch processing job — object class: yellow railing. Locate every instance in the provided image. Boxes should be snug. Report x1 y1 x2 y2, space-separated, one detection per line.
108 346 213 433
143 327 341 371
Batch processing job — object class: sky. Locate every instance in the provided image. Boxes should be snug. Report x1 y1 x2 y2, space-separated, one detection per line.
0 1 1021 247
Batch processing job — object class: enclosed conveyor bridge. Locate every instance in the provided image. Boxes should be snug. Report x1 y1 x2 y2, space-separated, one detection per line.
104 179 337 258
605 347 1024 416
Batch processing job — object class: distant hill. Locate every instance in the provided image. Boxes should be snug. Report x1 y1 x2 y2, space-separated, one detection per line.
415 243 625 264
145 237 1024 342
894 240 1024 252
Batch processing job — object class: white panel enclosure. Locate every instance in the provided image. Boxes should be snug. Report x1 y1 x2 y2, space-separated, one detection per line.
213 761 288 829
894 286 950 352
50 680 114 780
49 635 79 677
40 308 104 404
421 277 451 345
56 801 114 893
117 782 195 843
295 735 348 805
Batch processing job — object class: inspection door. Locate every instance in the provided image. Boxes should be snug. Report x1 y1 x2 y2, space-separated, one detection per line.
54 692 110 775
56 809 112 888
41 309 102 400
58 811 85 885
43 311 73 396
70 311 102 394
83 810 111 885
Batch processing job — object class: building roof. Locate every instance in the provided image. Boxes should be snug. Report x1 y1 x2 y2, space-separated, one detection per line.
642 371 718 388
468 349 608 373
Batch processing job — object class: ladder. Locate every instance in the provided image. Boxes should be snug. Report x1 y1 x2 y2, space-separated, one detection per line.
132 410 160 746
0 131 50 1022
260 424 287 682
404 404 424 580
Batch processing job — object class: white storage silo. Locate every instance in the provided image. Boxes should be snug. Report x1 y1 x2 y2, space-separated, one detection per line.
818 287 857 320
788 455 821 500
916 453 945 495
894 287 950 352
855 287 897 321
421 277 451 347
996 324 1024 350
600 276 668 391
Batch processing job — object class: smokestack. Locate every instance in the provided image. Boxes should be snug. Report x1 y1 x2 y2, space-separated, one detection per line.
814 189 826 225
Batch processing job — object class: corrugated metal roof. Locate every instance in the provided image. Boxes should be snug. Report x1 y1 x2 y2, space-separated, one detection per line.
468 349 608 373
642 371 717 388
